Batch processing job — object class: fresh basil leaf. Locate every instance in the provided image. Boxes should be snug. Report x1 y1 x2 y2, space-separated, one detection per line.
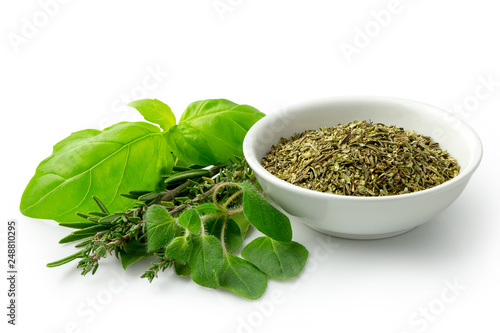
219 253 267 300
205 216 243 253
20 122 172 222
145 205 176 252
128 99 176 132
178 208 201 234
239 182 292 242
188 235 223 289
120 239 151 270
164 99 265 166
165 236 193 264
241 236 308 279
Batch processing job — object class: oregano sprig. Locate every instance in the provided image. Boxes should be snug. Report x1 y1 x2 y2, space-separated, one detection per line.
47 159 309 299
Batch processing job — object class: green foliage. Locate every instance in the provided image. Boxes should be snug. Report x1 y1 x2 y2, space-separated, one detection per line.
189 235 224 289
177 209 201 234
240 182 292 242
164 99 264 166
128 99 176 131
20 122 171 222
230 212 251 238
219 253 267 300
145 205 176 252
205 217 243 253
25 97 308 300
120 239 151 269
165 236 192 264
241 237 308 279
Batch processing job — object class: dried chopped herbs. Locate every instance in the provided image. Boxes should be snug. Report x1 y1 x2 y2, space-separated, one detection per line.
262 120 460 196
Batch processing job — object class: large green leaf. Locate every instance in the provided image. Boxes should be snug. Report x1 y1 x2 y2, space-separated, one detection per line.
20 122 172 222
128 99 176 132
239 182 292 242
241 236 308 279
219 253 267 300
188 235 224 289
164 99 264 166
145 205 176 252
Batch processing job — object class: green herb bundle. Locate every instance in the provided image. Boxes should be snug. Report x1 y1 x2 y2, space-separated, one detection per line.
20 98 308 299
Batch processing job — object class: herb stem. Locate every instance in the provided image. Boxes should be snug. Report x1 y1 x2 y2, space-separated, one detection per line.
220 216 228 254
222 189 243 209
168 184 221 216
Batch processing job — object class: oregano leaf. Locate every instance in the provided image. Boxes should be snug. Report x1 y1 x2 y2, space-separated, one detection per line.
230 212 251 238
219 253 267 300
165 236 193 264
177 208 201 234
120 239 151 270
195 202 222 215
174 261 191 277
188 235 224 289
239 182 292 242
241 236 308 279
205 216 243 253
145 205 176 252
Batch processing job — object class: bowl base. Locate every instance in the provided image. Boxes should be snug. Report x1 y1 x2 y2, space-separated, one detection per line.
306 226 416 240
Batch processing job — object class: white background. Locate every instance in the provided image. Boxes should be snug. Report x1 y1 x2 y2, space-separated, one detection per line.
1 0 499 332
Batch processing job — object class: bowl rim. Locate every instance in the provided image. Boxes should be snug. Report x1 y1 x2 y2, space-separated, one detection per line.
243 95 483 202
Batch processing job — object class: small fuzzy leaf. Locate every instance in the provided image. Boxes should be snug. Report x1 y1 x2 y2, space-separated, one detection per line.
145 205 176 252
165 236 193 264
230 212 251 238
241 236 308 279
240 182 292 242
178 209 201 234
219 253 267 300
174 261 191 277
120 239 151 270
205 216 243 253
188 235 224 289
195 203 222 215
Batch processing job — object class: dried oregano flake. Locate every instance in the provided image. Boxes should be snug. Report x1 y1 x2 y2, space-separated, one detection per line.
262 120 460 196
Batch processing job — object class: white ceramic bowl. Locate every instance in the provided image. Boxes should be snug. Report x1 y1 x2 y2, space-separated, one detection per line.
243 96 482 239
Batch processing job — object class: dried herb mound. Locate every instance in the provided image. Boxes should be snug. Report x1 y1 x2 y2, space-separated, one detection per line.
262 120 460 196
